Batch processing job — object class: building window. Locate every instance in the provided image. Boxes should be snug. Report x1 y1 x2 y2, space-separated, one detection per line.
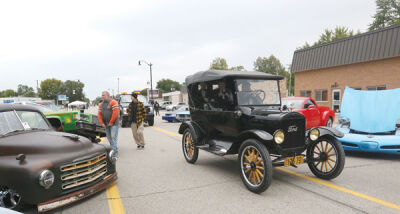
300 90 311 98
367 85 386 90
351 87 361 90
315 90 328 101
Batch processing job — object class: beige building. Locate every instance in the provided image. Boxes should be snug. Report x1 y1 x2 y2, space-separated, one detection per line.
292 24 400 112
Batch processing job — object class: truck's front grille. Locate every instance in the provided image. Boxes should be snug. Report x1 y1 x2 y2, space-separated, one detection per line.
60 153 107 191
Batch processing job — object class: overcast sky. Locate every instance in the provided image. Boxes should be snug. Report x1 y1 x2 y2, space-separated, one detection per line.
0 0 377 100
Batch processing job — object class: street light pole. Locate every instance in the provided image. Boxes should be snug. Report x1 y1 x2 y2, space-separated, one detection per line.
138 60 153 101
117 77 119 95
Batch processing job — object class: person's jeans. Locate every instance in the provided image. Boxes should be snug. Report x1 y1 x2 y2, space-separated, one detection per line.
105 125 119 153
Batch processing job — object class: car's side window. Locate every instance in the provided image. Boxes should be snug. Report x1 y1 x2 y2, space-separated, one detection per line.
304 99 315 109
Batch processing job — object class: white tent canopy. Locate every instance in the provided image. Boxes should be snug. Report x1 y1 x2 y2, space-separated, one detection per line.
68 100 87 107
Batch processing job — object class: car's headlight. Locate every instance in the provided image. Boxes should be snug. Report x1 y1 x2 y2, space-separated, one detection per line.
109 150 117 164
339 117 350 128
274 130 285 144
39 170 55 189
123 108 127 114
309 128 320 141
149 107 153 112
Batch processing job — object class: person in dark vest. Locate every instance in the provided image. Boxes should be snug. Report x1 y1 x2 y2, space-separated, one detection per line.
128 92 147 149
98 91 120 154
154 101 160 116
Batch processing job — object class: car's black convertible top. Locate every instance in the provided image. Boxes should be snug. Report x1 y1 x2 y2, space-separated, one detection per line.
185 70 283 85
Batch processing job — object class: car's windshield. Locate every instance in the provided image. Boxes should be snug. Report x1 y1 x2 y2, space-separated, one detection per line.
281 99 304 109
176 106 189 111
235 79 280 105
0 110 49 135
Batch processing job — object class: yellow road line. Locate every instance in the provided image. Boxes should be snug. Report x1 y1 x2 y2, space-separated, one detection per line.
106 183 126 214
100 138 126 214
275 167 400 211
152 126 400 211
151 126 182 137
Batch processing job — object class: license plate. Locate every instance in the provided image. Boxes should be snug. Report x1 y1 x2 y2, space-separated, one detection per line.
284 156 304 167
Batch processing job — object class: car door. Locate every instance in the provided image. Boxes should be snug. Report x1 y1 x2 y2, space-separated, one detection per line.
303 99 320 129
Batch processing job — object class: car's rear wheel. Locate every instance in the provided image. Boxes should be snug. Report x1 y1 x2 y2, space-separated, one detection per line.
306 136 345 180
148 119 154 126
326 117 333 127
238 139 273 193
182 129 199 164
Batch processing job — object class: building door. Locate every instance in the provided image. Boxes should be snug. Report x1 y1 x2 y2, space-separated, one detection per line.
332 89 341 112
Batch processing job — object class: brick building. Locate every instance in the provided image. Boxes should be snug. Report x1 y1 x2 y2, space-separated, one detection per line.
291 24 400 112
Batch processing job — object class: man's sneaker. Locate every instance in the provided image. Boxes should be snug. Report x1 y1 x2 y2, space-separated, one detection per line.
137 145 141 149
141 145 145 149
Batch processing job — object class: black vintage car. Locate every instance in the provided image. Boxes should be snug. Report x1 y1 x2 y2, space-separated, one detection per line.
178 70 345 193
0 104 117 212
118 93 154 127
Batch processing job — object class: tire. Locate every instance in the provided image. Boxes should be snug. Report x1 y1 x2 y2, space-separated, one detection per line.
306 135 345 180
148 119 154 126
182 128 199 164
168 120 172 123
326 117 333 127
0 186 24 211
238 139 273 193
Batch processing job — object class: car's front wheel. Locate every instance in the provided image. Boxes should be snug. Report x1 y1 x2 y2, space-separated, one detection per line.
182 129 199 164
326 117 333 127
306 135 345 180
238 139 273 193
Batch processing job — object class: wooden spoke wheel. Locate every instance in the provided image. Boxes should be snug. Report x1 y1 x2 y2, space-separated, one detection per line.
238 139 272 193
307 136 345 180
182 129 199 164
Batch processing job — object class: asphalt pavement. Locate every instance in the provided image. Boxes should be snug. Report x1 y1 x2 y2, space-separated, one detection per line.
24 110 400 214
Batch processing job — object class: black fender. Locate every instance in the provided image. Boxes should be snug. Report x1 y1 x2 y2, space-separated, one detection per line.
307 126 344 139
230 130 275 154
178 121 205 143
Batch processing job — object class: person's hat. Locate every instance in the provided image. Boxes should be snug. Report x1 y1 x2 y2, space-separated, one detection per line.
131 92 137 98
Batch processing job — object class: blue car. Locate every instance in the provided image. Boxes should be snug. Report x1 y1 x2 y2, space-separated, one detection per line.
336 87 400 154
162 105 189 122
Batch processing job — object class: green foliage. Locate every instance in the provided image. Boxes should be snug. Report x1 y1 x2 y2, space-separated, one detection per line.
210 57 228 70
140 88 148 96
253 55 287 76
229 65 245 71
17 84 35 97
298 26 357 50
93 96 103 105
0 89 17 97
64 80 86 102
369 0 400 30
39 78 65 101
156 79 182 93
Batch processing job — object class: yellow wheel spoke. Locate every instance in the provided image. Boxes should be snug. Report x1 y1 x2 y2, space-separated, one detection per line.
327 160 333 170
243 162 250 166
256 166 264 170
324 142 328 153
244 155 251 162
326 146 334 154
256 169 264 178
313 151 320 155
316 144 322 153
245 168 251 173
255 171 260 183
319 162 323 171
328 157 336 163
328 153 336 157
252 171 256 184
256 159 263 165
249 171 254 182
315 161 321 167
320 142 325 153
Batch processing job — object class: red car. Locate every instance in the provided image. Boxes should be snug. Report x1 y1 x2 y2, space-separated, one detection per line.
281 97 335 130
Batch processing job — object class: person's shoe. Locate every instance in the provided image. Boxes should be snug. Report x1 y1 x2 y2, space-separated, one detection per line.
137 145 140 149
141 145 145 149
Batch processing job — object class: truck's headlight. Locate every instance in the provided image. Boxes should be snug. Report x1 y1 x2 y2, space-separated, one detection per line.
309 128 320 141
109 150 117 164
149 107 153 112
39 170 55 189
274 130 285 144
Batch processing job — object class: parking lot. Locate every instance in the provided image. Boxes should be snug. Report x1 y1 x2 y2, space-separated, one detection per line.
23 110 400 214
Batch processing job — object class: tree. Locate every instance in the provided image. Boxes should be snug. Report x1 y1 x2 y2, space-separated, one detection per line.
229 65 245 71
39 78 65 101
64 80 86 102
93 96 103 105
17 84 35 97
140 88 148 96
0 89 17 97
156 79 182 93
298 26 358 49
369 0 400 30
253 55 286 76
210 57 228 70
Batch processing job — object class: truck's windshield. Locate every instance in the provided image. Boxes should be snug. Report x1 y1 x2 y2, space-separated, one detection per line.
235 79 280 106
0 111 49 135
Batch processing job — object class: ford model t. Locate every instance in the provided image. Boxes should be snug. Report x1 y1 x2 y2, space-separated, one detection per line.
178 70 345 193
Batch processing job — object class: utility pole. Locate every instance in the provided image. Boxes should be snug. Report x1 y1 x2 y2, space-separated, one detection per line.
117 77 120 95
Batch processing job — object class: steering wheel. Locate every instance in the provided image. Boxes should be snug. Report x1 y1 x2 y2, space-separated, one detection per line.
255 90 266 101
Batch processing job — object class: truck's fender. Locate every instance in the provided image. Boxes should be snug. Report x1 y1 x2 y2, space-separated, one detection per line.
178 121 205 143
307 126 344 139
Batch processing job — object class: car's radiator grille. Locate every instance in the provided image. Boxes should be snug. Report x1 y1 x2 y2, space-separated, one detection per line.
280 118 305 150
60 153 107 191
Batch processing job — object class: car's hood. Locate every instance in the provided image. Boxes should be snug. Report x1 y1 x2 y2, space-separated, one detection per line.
340 87 400 133
0 131 105 156
176 111 190 114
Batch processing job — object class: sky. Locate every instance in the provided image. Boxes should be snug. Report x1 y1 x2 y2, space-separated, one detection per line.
0 0 377 100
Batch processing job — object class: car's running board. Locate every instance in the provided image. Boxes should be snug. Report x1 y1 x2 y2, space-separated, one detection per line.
196 140 233 156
